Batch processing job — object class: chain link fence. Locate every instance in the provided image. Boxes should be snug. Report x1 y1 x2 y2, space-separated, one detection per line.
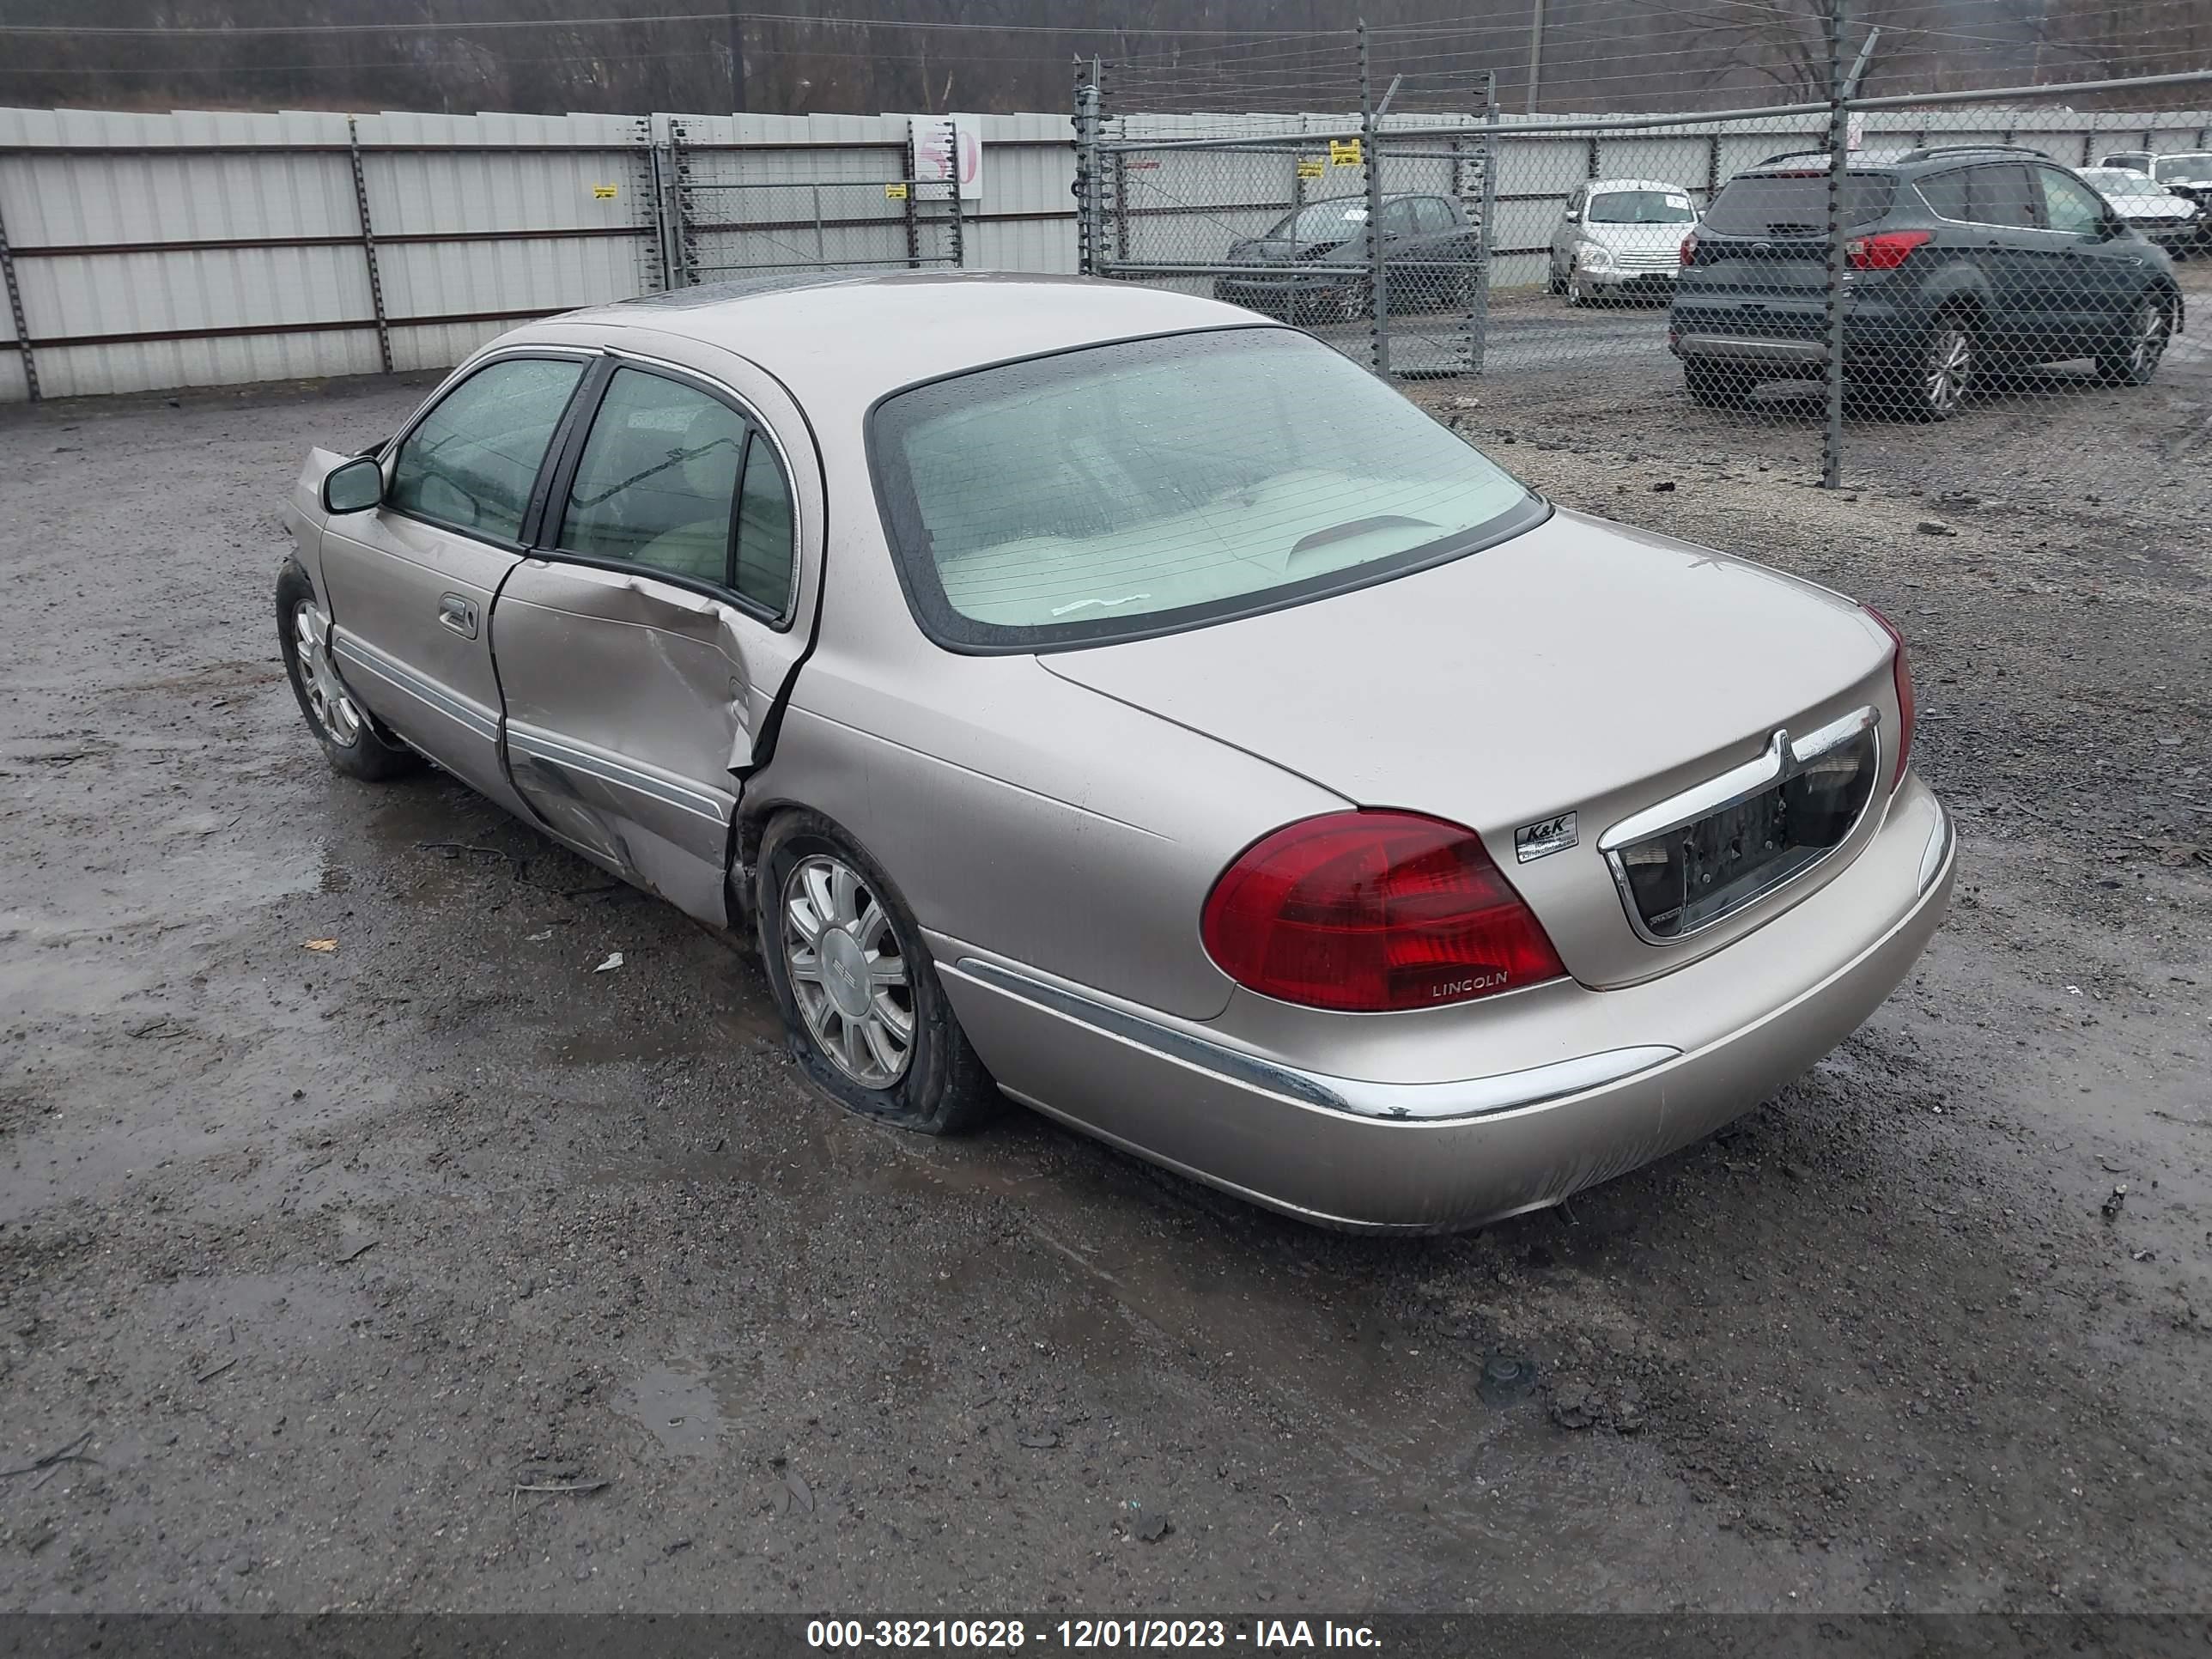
1076 36 2212 486
667 117 965 289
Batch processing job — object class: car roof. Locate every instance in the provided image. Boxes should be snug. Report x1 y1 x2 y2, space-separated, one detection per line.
1583 178 1687 193
537 270 1273 413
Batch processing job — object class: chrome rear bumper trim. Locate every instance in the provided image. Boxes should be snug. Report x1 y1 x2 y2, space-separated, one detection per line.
1676 333 1826 364
951 957 1679 1124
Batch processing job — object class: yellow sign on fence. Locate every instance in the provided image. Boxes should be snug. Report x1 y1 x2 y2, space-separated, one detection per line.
885 182 909 200
1328 138 1362 167
1296 158 1326 179
592 185 618 199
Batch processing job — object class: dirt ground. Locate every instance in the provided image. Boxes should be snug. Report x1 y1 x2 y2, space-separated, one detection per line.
1 306 2208 1617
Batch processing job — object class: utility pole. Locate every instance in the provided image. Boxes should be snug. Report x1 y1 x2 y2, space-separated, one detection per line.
1526 0 1547 114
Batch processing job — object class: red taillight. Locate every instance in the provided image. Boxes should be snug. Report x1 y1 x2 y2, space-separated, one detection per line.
1200 811 1567 1013
1864 605 1916 790
1846 229 1931 271
1679 230 1698 267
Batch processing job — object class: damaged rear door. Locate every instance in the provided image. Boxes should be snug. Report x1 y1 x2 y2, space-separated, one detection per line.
491 355 811 925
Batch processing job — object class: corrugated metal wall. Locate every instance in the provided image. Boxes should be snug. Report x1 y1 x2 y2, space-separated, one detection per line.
0 105 1079 403
2 100 2205 402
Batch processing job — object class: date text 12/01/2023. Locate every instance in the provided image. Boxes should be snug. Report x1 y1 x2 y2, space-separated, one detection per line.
805 1620 1382 1649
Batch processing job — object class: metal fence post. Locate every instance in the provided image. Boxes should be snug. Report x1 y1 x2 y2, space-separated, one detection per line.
1358 21 1390 377
345 117 394 376
1468 69 1501 378
1820 3 1851 490
1073 61 1103 276
945 117 966 268
0 194 37 403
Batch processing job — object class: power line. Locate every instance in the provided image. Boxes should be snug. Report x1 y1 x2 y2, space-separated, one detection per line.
0 7 1359 40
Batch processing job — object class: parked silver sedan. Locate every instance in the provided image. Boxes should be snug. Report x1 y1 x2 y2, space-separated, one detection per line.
279 272 1954 1232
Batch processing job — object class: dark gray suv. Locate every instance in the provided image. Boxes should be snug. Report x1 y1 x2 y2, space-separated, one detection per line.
1669 145 2184 419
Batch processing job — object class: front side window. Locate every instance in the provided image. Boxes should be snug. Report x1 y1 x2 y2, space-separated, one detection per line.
870 328 1539 653
388 356 583 542
1414 198 1457 234
2155 153 2212 185
560 367 748 588
1587 188 1696 224
2039 168 2110 235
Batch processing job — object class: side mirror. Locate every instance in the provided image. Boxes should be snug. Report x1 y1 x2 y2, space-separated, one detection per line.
321 455 384 514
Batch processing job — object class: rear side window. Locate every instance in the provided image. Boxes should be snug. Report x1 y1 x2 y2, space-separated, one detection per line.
559 367 748 587
1704 173 1896 234
1966 164 2039 228
732 435 796 613
1917 169 1973 221
388 357 583 543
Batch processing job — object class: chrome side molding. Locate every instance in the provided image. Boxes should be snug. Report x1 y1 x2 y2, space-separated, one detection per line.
952 957 1679 1124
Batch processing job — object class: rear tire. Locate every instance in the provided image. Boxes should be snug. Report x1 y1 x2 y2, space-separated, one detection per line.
756 810 1001 1137
2095 293 2172 386
1898 314 1975 421
1683 362 1757 407
276 561 419 781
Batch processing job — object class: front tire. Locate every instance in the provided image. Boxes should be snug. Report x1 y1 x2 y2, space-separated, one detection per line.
756 811 1000 1137
276 561 418 781
2095 294 2172 386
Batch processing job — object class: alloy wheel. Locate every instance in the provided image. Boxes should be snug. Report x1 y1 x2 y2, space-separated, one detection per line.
292 602 362 747
781 854 914 1089
1922 325 1972 415
2128 300 2169 376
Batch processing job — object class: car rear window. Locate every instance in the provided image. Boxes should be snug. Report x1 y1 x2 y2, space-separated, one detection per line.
868 328 1540 653
1703 172 1896 235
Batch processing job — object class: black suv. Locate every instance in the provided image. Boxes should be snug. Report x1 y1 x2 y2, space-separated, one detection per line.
1669 146 2184 419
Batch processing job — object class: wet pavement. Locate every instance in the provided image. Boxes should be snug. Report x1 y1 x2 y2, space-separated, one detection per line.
2 360 2209 1613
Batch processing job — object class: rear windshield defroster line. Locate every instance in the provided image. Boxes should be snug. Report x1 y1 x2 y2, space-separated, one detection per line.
866 327 1547 655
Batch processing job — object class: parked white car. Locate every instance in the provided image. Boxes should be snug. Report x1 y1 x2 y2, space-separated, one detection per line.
1548 179 1700 304
2077 166 2203 252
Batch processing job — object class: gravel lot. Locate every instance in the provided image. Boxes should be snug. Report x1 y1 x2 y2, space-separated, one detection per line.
2 295 2209 1616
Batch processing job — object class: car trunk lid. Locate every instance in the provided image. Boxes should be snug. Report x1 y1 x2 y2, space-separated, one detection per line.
1039 507 1898 988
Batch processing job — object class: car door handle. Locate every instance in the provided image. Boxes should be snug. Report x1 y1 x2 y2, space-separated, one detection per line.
437 592 479 640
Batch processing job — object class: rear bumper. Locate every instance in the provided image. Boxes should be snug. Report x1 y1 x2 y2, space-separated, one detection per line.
1671 295 1927 373
933 778 1954 1233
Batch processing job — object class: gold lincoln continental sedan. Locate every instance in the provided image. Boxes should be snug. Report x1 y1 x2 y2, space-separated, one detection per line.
278 271 1954 1232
